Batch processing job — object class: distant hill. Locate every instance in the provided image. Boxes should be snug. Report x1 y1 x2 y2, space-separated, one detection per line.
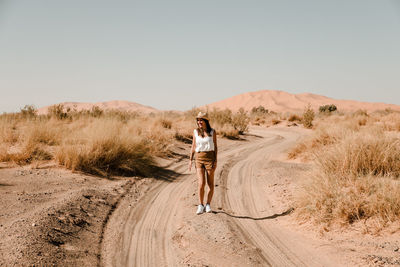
205 90 400 113
37 100 159 115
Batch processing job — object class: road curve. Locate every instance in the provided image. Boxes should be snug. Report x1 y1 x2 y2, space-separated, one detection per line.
106 126 334 267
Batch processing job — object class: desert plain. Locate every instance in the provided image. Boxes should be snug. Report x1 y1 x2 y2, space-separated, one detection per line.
1 90 400 266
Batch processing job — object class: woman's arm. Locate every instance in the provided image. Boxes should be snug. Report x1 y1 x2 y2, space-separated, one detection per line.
213 130 218 169
188 131 196 171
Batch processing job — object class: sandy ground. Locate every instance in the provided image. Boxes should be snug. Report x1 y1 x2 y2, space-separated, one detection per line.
1 125 399 266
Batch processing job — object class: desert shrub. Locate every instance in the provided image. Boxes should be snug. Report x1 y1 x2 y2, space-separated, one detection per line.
319 104 337 113
103 109 139 122
56 120 154 176
316 133 400 178
295 132 400 229
57 137 153 177
251 105 268 115
90 106 104 117
206 108 250 134
288 128 344 160
20 105 37 118
0 140 52 164
159 118 172 129
209 108 232 127
218 125 240 139
231 108 249 134
296 172 400 228
25 121 62 146
48 104 69 120
302 104 315 129
0 119 18 144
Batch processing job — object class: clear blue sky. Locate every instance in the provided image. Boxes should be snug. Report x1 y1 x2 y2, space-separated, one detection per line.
1 0 399 112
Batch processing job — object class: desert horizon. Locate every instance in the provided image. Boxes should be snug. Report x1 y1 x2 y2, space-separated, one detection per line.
31 89 400 116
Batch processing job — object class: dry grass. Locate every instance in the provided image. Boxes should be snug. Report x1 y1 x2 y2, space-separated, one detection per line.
56 127 153 176
250 110 307 127
316 133 400 178
293 110 400 230
288 126 347 160
297 173 400 228
0 106 248 176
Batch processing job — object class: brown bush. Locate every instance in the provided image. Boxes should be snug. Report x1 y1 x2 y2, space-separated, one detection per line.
295 131 400 230
302 104 315 129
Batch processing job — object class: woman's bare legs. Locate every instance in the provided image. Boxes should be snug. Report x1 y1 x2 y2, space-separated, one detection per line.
197 167 206 205
206 169 215 204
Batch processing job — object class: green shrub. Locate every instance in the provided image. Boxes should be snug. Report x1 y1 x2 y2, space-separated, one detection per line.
319 104 337 113
251 105 268 114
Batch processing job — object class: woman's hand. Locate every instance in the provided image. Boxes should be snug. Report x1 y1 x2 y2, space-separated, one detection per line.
213 161 217 170
188 160 193 172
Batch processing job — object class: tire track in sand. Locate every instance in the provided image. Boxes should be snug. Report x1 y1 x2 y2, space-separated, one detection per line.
109 127 335 266
220 128 334 267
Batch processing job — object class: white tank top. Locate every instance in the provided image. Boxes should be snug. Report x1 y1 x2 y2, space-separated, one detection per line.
194 129 215 152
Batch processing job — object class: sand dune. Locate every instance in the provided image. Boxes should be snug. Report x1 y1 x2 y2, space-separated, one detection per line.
37 100 159 115
205 90 400 113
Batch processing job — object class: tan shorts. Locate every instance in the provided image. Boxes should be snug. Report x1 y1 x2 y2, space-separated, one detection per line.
195 151 216 171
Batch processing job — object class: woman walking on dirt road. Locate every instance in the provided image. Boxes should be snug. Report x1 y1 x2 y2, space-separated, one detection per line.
188 112 218 214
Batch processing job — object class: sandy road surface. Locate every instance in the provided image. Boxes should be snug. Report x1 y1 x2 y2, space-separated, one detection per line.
105 126 337 266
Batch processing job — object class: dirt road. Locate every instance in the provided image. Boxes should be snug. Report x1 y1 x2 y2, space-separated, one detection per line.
103 126 340 266
1 126 397 266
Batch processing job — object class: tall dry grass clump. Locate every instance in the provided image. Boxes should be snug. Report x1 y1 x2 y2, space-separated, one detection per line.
55 117 178 176
0 117 62 164
295 129 400 230
56 121 154 177
0 110 163 176
288 124 350 160
316 133 400 178
297 172 400 228
292 110 400 230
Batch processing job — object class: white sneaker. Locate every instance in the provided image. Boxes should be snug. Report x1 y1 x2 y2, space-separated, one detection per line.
196 204 204 215
205 204 212 213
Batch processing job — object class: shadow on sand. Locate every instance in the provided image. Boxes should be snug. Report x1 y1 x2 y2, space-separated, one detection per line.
212 207 294 221
150 166 181 182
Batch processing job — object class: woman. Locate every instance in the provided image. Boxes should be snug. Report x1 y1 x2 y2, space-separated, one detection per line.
188 112 218 214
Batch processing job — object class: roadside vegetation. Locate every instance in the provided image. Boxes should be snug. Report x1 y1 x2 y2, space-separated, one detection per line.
289 108 400 231
248 104 316 128
0 105 251 176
